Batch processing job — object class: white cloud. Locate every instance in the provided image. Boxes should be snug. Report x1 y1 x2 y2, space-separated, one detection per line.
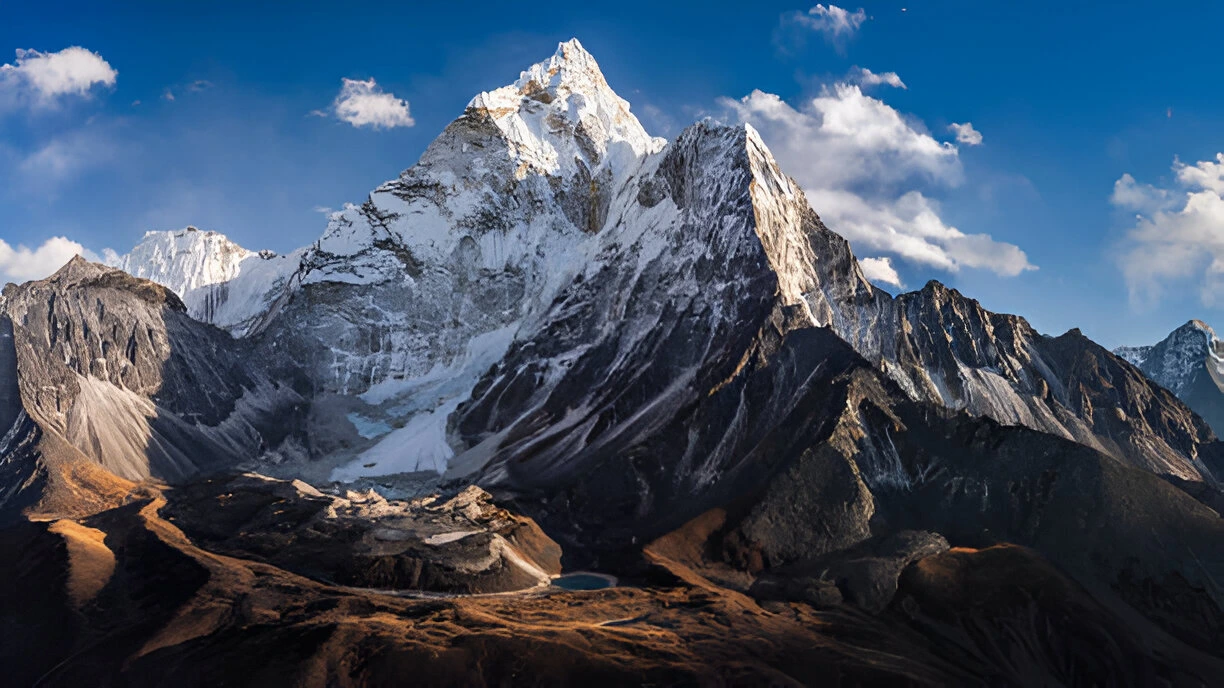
0 47 116 105
808 189 1035 276
948 122 983 146
785 4 868 38
328 78 414 129
859 256 902 287
1114 154 1224 307
1174 153 1224 193
722 84 1035 279
723 87 960 191
1111 173 1171 214
850 67 906 89
0 236 110 284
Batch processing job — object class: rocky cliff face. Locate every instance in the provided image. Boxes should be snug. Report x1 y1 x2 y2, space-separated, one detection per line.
0 257 306 506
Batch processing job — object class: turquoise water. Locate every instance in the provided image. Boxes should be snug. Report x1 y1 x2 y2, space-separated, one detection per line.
552 573 615 590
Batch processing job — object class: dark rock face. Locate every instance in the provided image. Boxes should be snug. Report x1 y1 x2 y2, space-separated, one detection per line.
0 315 19 439
751 531 950 613
893 544 1224 687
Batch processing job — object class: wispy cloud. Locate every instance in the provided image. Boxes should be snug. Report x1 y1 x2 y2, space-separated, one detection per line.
849 67 906 90
18 127 117 187
948 122 983 146
785 4 867 38
859 256 902 287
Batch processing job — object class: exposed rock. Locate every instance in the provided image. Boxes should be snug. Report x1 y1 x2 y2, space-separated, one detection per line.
160 474 562 594
756 531 950 614
0 258 307 515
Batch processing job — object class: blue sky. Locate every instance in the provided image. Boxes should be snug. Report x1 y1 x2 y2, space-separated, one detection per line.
3 1 1224 347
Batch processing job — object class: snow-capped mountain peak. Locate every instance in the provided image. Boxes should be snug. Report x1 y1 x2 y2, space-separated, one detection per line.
108 227 302 334
1113 319 1224 435
1116 319 1218 396
111 227 254 295
460 38 664 180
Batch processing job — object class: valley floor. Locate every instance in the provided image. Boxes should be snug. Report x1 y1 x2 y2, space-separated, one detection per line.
5 481 1222 688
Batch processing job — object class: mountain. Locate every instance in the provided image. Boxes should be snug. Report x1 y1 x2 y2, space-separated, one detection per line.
0 256 308 520
1116 319 1224 436
108 226 302 335
118 41 1221 499
4 39 1224 685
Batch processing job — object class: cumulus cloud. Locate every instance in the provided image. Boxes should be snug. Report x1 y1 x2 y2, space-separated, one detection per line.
721 84 1035 279
850 67 906 89
723 87 960 190
0 236 110 284
1111 173 1172 214
807 189 1035 276
327 78 414 129
1114 154 1224 307
0 47 116 105
785 4 867 38
947 122 983 146
859 256 902 287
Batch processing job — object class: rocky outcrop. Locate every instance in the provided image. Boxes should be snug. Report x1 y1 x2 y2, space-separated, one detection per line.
751 531 950 613
161 476 562 594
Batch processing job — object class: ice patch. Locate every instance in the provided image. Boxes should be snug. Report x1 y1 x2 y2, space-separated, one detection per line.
347 412 392 440
331 324 519 480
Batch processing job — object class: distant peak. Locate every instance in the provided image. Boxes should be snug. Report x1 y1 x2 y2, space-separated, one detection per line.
1166 319 1217 344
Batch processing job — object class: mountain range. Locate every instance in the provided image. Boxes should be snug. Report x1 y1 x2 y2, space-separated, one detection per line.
3 39 1224 686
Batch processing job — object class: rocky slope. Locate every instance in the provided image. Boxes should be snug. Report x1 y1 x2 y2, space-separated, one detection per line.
0 257 309 518
1116 319 1224 437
